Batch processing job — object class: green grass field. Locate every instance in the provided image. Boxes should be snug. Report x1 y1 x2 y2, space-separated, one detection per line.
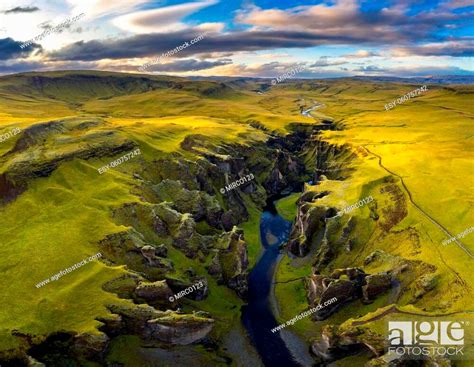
0 71 472 364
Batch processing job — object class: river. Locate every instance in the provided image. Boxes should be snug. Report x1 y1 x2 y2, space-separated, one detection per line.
301 101 325 117
241 197 312 367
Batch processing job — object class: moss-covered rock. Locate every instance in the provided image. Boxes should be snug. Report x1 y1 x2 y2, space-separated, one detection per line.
362 273 392 303
106 304 214 345
311 324 380 362
71 333 109 360
165 276 209 301
313 279 358 320
98 228 174 278
287 204 331 257
134 280 174 303
414 273 439 299
207 227 249 298
147 312 214 345
308 268 393 319
142 179 224 227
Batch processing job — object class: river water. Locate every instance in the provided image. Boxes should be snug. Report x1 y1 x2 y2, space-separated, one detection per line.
241 198 305 367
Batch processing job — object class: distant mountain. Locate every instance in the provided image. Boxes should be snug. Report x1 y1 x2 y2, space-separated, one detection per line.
0 70 241 103
349 75 474 84
189 74 474 85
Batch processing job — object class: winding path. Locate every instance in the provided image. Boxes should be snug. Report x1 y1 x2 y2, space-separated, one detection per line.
351 305 474 326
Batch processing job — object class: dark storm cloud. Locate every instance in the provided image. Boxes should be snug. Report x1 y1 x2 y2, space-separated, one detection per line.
4 6 39 14
144 58 232 72
47 29 408 62
0 38 42 60
0 60 45 73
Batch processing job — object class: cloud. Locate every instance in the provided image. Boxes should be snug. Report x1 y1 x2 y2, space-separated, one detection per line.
44 0 474 64
251 52 292 59
235 0 474 45
143 58 232 72
0 38 42 60
0 0 459 70
0 59 120 75
353 64 473 77
212 61 348 78
196 51 236 59
391 40 474 57
46 26 402 63
235 0 361 31
0 60 46 73
355 65 386 73
1 0 472 78
235 1 391 43
343 50 380 58
48 30 202 61
113 0 219 33
47 28 314 61
311 56 346 67
66 0 150 18
442 0 474 9
4 6 39 14
37 21 53 30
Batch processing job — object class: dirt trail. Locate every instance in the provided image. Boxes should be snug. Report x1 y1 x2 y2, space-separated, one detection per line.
351 305 474 326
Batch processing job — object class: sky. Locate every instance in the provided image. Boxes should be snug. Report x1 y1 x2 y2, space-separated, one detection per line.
0 0 473 78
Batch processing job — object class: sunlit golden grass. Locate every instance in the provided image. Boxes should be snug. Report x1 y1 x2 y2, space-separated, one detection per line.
319 86 474 252
83 89 315 133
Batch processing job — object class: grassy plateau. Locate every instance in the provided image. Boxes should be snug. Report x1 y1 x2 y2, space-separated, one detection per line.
0 71 472 366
